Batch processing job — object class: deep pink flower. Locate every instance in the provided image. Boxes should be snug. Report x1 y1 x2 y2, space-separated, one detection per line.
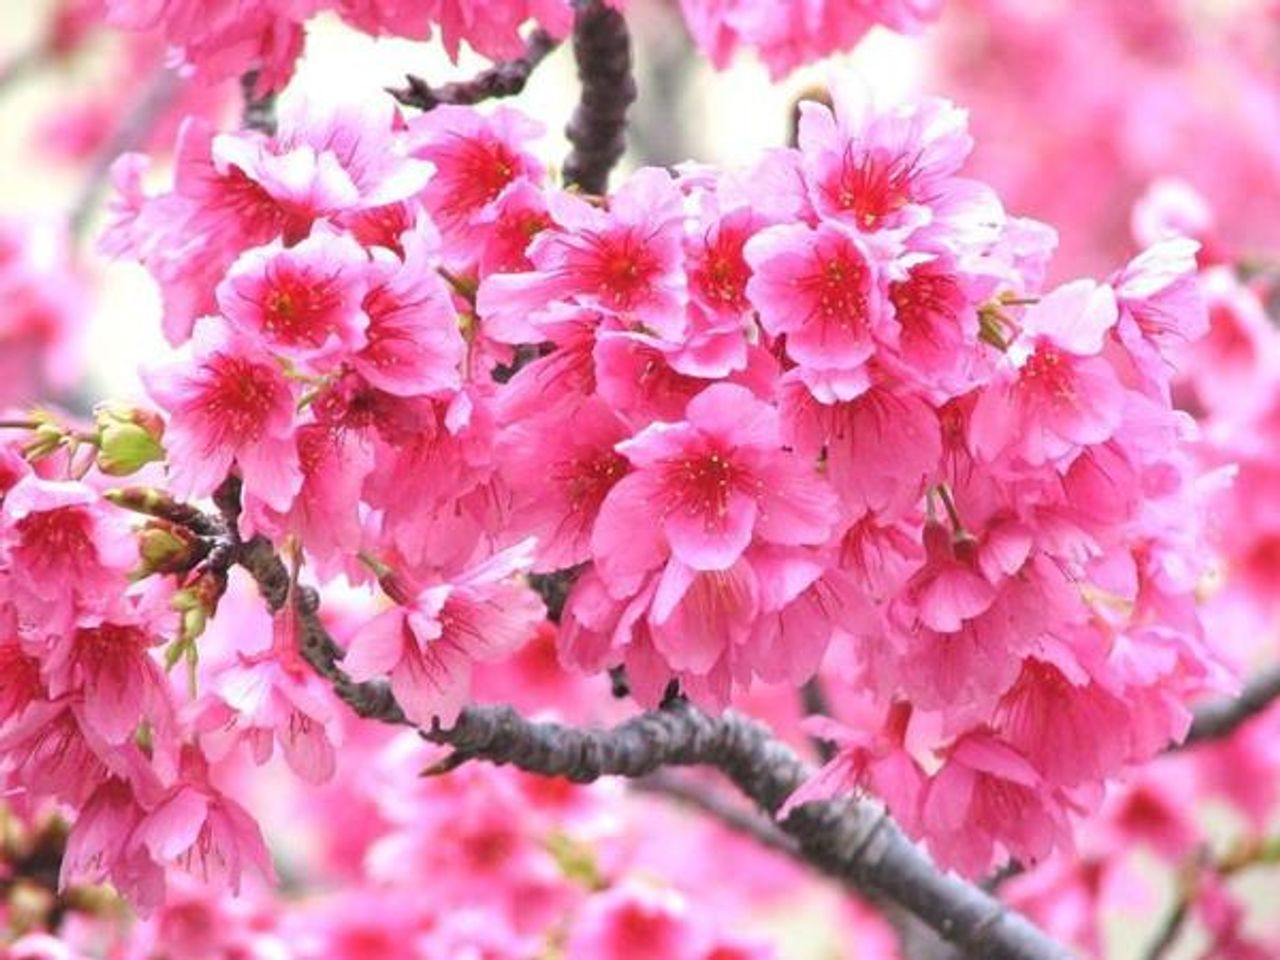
409 105 545 269
796 83 975 237
922 732 1071 876
497 396 631 572
744 221 892 400
992 647 1133 788
782 706 925 832
217 226 371 364
145 320 301 511
0 703 110 805
565 884 706 960
783 378 940 521
59 776 155 897
42 613 171 745
478 167 688 342
2 478 135 628
352 222 465 397
592 383 837 587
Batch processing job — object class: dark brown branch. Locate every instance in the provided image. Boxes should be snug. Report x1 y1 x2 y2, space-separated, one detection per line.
1179 664 1280 748
562 0 636 194
800 677 837 762
147 494 1071 960
240 71 278 135
390 29 560 112
278 587 1071 958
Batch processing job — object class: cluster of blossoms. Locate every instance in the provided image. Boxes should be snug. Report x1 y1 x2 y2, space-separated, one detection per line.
989 187 1280 958
926 0 1280 275
97 0 944 93
0 638 874 960
0 73 1221 927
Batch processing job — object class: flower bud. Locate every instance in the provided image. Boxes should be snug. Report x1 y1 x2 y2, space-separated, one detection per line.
137 521 204 577
21 422 64 461
94 405 165 477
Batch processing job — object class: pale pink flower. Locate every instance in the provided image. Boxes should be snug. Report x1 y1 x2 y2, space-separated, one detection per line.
200 606 344 784
969 280 1126 466
344 541 545 726
135 750 275 895
212 92 430 227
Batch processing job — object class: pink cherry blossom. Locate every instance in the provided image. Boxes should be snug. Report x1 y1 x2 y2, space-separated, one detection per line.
145 320 301 511
344 542 544 726
217 227 371 364
136 750 275 896
922 731 1071 877
478 167 688 342
744 221 892 400
1 477 136 629
593 383 837 583
969 280 1127 466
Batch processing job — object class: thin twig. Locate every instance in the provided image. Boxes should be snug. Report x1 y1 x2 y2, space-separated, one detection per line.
0 47 38 99
240 71 277 135
69 67 180 236
562 0 636 194
390 29 561 112
800 677 837 762
1179 664 1280 748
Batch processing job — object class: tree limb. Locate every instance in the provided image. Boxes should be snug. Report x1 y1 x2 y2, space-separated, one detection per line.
389 29 561 112
562 0 636 194
240 71 278 135
1178 664 1280 749
277 583 1071 957
149 497 1074 959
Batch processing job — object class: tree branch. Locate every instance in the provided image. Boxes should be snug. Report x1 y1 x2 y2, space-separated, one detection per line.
140 495 1073 959
240 71 278 135
562 0 636 194
390 29 561 112
1178 664 1280 749
279 585 1070 957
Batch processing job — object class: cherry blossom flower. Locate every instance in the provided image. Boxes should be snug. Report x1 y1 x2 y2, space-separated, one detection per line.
344 542 544 725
